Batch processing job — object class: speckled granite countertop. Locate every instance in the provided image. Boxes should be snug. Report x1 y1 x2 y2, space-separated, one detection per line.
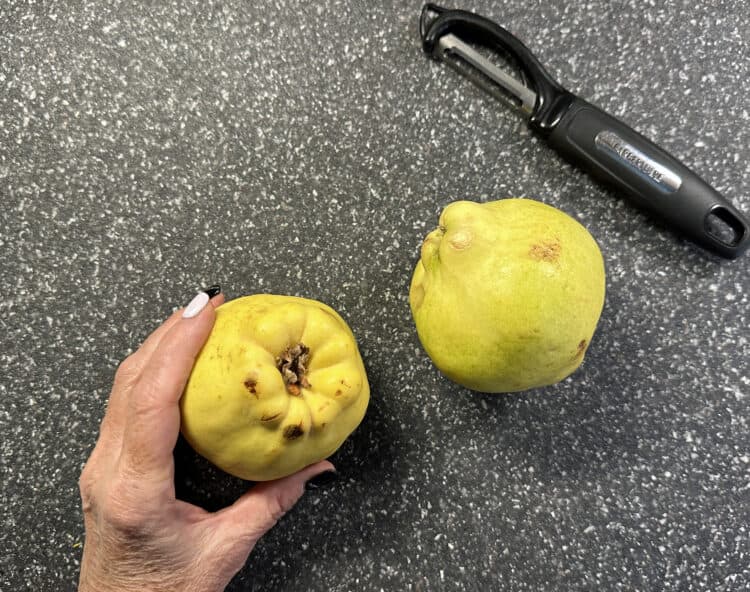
2 1 749 590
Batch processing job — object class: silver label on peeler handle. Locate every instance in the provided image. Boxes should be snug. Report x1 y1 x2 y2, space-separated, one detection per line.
595 130 682 192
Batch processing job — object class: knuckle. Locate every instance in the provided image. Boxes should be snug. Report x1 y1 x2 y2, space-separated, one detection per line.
78 476 95 514
131 375 164 416
114 355 140 385
263 494 287 525
264 486 303 525
78 458 99 514
99 476 150 538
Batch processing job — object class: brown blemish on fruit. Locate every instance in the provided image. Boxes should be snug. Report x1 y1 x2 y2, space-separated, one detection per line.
276 343 311 396
574 339 587 359
529 238 562 262
287 384 301 396
334 389 343 397
243 378 258 398
260 412 281 422
283 424 304 440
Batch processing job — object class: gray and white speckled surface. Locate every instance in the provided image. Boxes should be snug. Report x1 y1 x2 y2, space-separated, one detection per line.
1 1 749 590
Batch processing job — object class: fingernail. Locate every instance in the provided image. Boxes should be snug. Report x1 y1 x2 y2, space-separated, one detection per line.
305 470 338 491
202 284 221 298
182 292 210 318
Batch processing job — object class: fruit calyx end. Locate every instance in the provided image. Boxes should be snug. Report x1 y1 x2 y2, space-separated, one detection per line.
277 343 311 396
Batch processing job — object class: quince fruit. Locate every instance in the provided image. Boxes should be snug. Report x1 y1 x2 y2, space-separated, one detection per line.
409 199 606 393
181 294 369 481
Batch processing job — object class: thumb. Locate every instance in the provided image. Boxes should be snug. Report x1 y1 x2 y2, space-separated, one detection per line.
211 461 335 550
120 291 219 476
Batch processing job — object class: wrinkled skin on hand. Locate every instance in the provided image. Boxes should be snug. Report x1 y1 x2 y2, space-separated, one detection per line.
78 293 333 592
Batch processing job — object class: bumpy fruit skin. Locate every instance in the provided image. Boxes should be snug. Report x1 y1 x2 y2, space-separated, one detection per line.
180 294 369 481
409 199 606 393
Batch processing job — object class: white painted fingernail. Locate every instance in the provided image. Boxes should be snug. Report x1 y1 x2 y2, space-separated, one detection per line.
182 292 210 318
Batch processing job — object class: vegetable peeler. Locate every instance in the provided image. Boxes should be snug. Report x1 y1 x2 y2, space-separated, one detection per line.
419 4 750 259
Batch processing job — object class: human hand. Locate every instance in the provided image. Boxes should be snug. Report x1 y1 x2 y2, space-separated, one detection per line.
78 287 334 592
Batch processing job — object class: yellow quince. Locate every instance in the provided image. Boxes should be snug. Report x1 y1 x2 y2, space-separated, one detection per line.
180 294 369 481
410 198 606 393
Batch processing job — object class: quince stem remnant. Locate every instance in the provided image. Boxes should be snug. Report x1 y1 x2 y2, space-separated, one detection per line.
276 343 311 396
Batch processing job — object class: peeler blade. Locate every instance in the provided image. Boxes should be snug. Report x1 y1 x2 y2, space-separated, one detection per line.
434 33 537 115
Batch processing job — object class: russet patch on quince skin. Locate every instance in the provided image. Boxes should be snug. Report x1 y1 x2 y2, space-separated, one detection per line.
180 294 369 481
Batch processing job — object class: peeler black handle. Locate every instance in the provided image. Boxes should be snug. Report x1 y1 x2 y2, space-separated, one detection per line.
547 97 749 258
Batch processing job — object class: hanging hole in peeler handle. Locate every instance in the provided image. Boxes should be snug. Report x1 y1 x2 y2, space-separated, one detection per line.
704 206 747 247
